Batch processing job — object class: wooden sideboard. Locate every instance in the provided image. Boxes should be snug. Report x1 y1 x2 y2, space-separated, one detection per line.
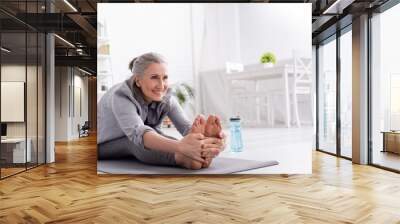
382 131 400 154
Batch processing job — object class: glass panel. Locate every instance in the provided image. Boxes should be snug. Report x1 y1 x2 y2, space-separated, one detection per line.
340 29 352 158
27 30 38 169
26 0 39 170
371 4 400 171
38 32 45 165
1 30 27 177
0 1 46 178
318 37 337 154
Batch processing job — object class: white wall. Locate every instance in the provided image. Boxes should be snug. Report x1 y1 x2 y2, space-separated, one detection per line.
1 65 26 81
1 65 34 138
1 66 25 124
1 64 46 163
239 4 311 65
55 67 89 141
194 3 311 71
98 3 194 85
80 76 89 125
72 74 89 138
99 3 311 80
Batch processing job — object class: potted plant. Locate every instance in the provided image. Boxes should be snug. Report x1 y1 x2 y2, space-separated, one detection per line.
260 52 277 68
172 82 194 106
163 82 195 128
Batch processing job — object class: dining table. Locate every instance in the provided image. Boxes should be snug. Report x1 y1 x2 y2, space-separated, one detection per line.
225 58 312 128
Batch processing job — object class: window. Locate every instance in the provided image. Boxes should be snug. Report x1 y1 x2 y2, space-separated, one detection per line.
340 28 352 158
0 1 46 179
370 3 400 171
318 36 337 155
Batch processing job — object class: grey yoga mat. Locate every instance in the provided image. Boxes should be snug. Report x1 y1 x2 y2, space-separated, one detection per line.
97 157 279 174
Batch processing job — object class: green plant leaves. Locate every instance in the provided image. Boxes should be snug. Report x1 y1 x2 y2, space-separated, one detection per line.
172 82 194 106
260 52 277 64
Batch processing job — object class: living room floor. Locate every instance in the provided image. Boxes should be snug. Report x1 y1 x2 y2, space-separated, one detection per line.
162 126 314 174
0 134 399 223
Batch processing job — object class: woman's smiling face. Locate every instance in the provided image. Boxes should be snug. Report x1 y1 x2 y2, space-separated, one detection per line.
136 63 169 102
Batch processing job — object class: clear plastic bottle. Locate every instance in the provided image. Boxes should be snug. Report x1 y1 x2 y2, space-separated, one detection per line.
229 117 243 152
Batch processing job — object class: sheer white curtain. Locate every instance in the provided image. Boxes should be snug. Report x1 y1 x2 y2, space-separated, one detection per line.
191 4 242 124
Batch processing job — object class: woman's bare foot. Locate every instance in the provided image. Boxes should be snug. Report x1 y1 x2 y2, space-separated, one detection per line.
191 115 220 168
177 114 208 169
201 147 221 168
201 115 223 167
202 157 212 168
190 115 206 134
176 114 220 169
205 115 222 138
175 152 203 170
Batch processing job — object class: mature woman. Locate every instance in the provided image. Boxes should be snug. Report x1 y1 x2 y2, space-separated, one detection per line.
97 52 225 169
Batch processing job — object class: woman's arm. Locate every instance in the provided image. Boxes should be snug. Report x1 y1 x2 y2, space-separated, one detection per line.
111 91 154 147
143 131 207 162
143 130 224 163
167 97 192 136
110 86 222 162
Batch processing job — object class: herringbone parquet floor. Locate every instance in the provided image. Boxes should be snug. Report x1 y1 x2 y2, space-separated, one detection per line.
1 134 400 223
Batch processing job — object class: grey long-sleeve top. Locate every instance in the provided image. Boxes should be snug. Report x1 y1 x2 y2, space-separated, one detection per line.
97 78 192 149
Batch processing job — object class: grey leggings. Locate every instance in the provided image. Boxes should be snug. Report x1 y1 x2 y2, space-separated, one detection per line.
98 135 177 166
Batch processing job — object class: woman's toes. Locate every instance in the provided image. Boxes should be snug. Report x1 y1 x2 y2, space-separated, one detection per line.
207 115 215 125
205 115 222 138
190 117 201 133
215 116 222 131
190 160 203 170
211 148 220 157
198 115 206 134
175 153 203 170
202 157 212 168
190 115 206 134
205 115 217 137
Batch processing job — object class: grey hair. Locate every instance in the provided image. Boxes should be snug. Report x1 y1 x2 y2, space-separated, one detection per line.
130 52 166 78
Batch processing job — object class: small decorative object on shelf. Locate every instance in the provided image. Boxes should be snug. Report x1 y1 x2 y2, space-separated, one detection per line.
260 52 277 68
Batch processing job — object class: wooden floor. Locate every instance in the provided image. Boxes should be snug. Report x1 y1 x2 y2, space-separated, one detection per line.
373 151 400 171
1 135 400 223
1 167 26 178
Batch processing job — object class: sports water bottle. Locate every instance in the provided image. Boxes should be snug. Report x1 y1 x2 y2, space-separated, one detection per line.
230 117 243 152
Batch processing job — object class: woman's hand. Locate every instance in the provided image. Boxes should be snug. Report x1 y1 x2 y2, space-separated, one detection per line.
200 135 225 158
178 133 224 162
177 133 206 163
218 131 226 152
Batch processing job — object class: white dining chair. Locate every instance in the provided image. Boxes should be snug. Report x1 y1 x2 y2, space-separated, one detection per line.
290 55 313 127
230 80 275 127
226 62 244 74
